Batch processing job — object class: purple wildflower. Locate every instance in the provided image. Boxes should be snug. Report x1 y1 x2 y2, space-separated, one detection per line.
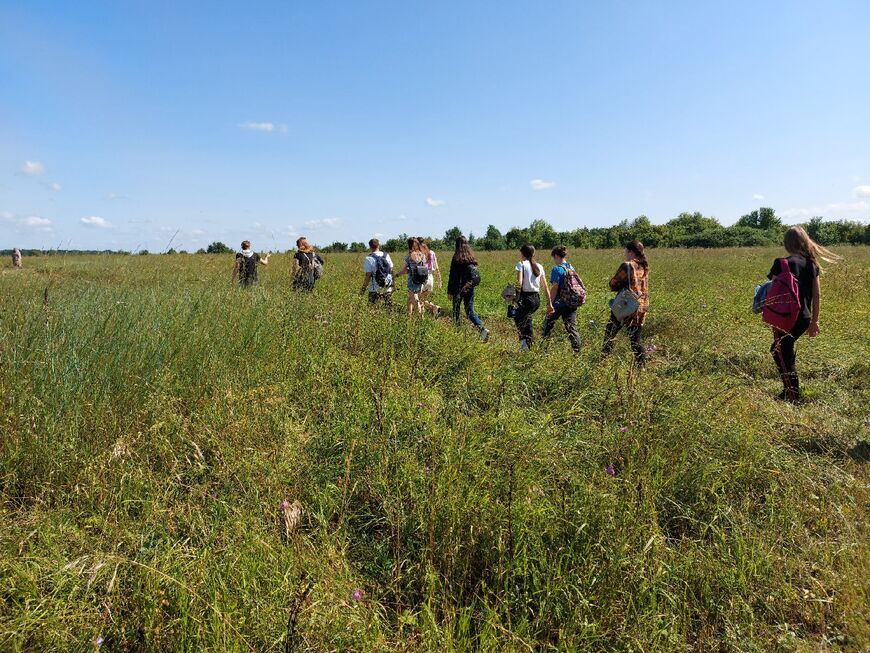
352 588 363 601
280 500 290 510
95 636 105 646
605 465 616 476
619 426 628 433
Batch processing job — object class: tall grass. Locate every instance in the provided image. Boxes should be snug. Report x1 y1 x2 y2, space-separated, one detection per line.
1 248 867 651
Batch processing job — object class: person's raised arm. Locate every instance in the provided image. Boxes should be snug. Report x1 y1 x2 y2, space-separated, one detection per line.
808 275 821 337
259 254 269 266
360 272 373 295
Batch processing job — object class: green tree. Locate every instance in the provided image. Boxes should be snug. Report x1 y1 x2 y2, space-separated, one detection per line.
479 225 506 250
736 207 782 231
206 241 233 254
443 226 464 245
526 219 560 249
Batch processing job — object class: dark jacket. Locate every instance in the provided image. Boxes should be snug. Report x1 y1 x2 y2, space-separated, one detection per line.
447 259 474 295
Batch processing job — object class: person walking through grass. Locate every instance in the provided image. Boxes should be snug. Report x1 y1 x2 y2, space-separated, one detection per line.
602 240 649 364
447 236 490 342
393 237 429 316
514 244 548 351
764 226 839 403
232 240 269 287
418 237 443 317
541 245 582 352
360 238 394 307
292 237 324 292
11 248 22 269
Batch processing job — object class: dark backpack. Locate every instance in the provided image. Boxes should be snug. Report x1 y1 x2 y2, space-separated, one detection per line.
371 252 393 287
409 256 430 285
558 263 587 308
464 264 481 289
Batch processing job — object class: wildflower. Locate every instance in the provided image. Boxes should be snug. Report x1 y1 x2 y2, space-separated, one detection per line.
280 500 290 510
619 426 628 433
645 344 657 354
352 588 363 601
94 635 105 647
416 402 424 409
605 465 616 476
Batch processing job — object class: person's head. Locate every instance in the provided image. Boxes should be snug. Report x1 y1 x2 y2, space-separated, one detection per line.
296 237 312 252
624 240 649 270
520 244 540 276
417 237 431 256
240 240 251 251
407 236 421 253
550 245 568 263
453 236 477 265
368 238 380 252
783 225 841 269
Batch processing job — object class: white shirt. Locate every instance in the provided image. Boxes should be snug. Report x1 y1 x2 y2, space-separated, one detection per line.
515 260 546 292
364 251 394 293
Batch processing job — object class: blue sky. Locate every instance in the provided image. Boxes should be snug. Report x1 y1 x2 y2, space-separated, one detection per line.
2 0 869 251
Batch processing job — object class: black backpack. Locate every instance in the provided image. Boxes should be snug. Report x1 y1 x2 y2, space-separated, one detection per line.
409 256 430 285
371 252 392 287
465 264 481 288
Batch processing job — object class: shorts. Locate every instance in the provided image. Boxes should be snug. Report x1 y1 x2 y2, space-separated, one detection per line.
422 273 434 293
407 277 424 293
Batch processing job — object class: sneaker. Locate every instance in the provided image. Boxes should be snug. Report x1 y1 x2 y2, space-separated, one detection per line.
479 328 490 343
520 340 530 352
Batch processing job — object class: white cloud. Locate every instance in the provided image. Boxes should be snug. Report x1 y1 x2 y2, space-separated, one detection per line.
284 225 299 237
21 215 53 231
752 193 764 201
0 210 14 223
21 160 45 175
105 192 130 200
304 218 340 229
425 197 446 207
853 185 870 198
80 216 111 228
50 182 62 192
239 121 288 133
780 200 870 220
530 179 556 191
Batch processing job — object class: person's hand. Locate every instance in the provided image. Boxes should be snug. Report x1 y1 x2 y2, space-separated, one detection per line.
547 304 555 316
808 321 820 337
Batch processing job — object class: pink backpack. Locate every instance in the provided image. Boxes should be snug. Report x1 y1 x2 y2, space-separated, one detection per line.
762 257 800 332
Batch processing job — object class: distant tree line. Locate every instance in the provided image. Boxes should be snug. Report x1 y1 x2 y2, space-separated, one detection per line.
6 210 867 257
318 209 868 253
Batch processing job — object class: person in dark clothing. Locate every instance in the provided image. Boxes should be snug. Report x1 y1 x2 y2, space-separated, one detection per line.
513 244 548 351
232 240 269 287
602 240 650 364
767 226 839 403
292 236 324 292
542 245 581 352
447 236 490 342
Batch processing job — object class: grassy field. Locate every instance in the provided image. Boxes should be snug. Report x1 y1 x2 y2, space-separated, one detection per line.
1 247 868 652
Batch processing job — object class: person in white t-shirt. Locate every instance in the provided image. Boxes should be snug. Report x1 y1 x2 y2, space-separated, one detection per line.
360 238 394 306
513 244 548 350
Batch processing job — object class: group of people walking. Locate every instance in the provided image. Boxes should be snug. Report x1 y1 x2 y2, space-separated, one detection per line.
232 224 837 404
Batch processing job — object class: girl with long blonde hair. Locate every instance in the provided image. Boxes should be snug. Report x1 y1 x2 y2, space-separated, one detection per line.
767 226 840 403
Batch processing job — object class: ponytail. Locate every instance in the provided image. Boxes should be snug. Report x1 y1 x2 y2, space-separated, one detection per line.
520 244 540 277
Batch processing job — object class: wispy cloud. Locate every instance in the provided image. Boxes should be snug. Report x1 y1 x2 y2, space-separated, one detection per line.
530 179 556 191
425 197 446 207
49 182 62 192
105 192 130 200
239 121 288 133
780 200 870 220
20 160 45 176
80 216 112 228
304 218 340 229
854 185 870 198
22 215 53 231
752 193 764 201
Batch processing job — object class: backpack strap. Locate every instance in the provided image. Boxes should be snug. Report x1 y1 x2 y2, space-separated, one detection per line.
626 262 632 290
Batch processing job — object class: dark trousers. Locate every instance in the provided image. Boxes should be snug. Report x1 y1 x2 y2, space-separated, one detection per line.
542 304 581 352
452 289 484 330
602 312 644 362
368 291 393 307
514 292 541 345
771 316 810 401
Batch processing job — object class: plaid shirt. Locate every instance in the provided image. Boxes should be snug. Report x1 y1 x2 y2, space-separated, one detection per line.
609 261 649 326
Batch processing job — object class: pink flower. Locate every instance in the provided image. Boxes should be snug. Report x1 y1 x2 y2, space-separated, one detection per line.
280 500 290 510
94 636 105 646
352 588 363 601
619 426 628 433
605 465 616 476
